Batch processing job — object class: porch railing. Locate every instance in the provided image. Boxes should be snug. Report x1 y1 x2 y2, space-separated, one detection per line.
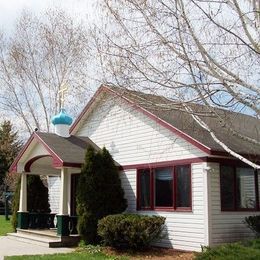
28 213 56 229
28 213 78 235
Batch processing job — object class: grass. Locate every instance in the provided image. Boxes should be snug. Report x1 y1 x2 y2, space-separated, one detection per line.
0 215 13 236
5 252 127 260
196 239 260 260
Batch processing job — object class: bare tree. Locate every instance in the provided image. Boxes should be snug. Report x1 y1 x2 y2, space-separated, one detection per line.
0 9 93 136
94 0 260 168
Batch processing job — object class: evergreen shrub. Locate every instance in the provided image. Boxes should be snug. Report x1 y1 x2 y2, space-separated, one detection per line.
97 214 165 250
77 146 127 244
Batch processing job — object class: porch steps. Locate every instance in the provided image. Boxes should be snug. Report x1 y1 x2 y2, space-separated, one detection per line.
7 229 80 248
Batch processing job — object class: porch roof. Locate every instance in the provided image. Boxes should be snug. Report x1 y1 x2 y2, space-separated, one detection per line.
36 132 100 166
10 132 101 172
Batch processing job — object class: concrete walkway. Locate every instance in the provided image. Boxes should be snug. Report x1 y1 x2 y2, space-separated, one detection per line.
0 236 74 258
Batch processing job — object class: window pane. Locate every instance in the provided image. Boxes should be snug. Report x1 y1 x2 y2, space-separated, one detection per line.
140 169 151 208
220 165 235 210
236 168 255 209
155 167 173 207
176 165 191 207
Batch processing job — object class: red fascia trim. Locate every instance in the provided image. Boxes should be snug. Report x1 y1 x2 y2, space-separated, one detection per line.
106 87 212 155
69 85 260 159
62 162 82 168
207 157 253 166
24 155 52 172
9 133 35 172
10 132 65 172
69 85 211 154
211 150 260 161
121 157 208 170
70 86 107 134
34 133 63 168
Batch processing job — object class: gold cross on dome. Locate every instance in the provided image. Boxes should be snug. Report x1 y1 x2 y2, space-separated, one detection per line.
58 84 68 109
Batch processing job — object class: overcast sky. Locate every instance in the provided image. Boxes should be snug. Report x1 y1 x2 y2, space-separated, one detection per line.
0 0 98 32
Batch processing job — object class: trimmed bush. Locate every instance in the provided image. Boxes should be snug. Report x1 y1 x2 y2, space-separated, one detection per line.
244 215 260 237
97 214 165 250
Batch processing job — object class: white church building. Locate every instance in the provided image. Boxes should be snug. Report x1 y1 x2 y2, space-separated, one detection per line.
10 85 260 251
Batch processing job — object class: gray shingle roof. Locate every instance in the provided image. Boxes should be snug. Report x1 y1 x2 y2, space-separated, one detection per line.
36 132 100 165
108 86 260 157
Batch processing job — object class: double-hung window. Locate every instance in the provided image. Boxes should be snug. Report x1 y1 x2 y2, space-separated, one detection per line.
220 165 259 211
137 165 191 211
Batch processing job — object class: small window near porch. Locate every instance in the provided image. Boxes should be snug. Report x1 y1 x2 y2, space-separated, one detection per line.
236 168 256 209
220 165 258 211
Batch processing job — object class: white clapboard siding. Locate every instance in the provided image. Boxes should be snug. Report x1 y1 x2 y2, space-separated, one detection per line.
76 94 207 165
48 176 60 214
75 93 210 251
208 163 255 246
120 163 207 252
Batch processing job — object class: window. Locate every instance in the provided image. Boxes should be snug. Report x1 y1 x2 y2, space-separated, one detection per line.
220 165 259 211
176 165 191 208
155 167 173 207
137 165 191 210
140 169 151 208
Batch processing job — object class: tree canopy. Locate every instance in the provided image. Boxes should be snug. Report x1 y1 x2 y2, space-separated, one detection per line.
0 120 21 193
0 9 94 136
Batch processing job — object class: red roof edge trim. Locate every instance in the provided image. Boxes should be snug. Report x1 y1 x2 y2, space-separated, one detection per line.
120 157 208 170
62 162 82 168
9 133 35 173
70 85 107 134
10 132 64 173
24 155 52 172
119 156 258 171
106 87 212 155
70 85 211 155
34 133 63 166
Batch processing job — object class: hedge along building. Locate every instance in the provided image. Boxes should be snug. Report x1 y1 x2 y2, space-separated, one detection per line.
10 85 260 251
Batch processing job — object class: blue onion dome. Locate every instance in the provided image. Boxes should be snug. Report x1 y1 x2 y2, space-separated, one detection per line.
51 109 73 126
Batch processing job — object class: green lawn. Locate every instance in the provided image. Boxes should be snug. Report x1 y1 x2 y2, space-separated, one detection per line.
5 252 127 260
196 239 260 260
0 215 13 236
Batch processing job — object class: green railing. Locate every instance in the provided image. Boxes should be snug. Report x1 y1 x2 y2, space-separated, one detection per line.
69 216 78 234
28 213 55 229
28 213 78 235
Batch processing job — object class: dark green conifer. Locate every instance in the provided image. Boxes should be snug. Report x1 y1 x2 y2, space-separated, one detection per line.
77 146 127 244
0 121 21 189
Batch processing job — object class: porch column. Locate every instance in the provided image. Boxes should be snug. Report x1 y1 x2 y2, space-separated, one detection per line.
57 167 70 236
17 172 29 229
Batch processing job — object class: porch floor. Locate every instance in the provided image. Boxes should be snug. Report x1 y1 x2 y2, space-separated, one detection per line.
7 228 80 248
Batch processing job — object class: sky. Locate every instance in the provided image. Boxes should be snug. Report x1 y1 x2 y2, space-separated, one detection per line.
0 0 98 32
0 0 101 137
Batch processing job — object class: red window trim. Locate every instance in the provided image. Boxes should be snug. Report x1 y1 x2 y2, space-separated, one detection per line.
220 165 260 212
137 164 192 212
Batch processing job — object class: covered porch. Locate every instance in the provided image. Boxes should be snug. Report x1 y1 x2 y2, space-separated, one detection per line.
9 131 99 241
